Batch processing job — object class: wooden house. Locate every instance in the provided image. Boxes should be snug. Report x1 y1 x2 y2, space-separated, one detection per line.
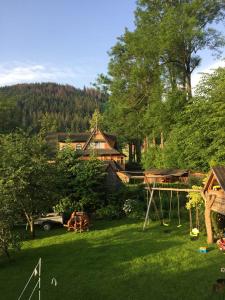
203 166 225 215
47 128 126 170
201 166 225 244
144 168 189 184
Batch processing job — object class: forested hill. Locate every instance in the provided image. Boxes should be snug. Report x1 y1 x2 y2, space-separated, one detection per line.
0 83 106 133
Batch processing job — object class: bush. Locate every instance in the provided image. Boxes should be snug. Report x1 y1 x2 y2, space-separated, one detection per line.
95 204 124 220
123 198 145 219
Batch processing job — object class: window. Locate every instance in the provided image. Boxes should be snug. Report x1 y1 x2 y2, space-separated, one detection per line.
89 142 105 149
76 144 82 150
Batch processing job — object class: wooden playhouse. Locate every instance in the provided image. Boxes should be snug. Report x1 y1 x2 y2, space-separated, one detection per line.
203 166 225 243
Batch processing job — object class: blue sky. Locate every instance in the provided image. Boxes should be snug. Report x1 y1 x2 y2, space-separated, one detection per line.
0 0 224 88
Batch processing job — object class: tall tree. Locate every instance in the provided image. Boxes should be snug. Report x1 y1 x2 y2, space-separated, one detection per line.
136 0 225 99
103 0 225 166
162 67 225 171
0 131 56 237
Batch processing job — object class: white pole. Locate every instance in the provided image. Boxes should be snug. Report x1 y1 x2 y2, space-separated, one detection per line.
17 258 42 300
39 258 41 300
143 182 155 230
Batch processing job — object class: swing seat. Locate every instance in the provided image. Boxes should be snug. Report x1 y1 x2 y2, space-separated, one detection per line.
163 222 169 227
177 224 182 228
190 228 199 240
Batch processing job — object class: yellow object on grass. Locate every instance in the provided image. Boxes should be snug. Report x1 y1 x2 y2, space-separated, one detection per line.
190 228 199 237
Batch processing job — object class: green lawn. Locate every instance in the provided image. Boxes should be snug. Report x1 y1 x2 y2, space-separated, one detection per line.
0 219 225 300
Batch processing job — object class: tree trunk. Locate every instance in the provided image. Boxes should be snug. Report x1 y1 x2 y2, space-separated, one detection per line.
143 137 148 152
160 132 164 149
135 139 142 164
128 142 133 164
30 219 35 239
185 63 192 100
24 212 35 238
4 244 10 259
152 136 156 146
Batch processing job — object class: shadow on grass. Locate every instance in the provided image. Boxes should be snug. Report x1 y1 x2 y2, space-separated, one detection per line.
1 220 225 300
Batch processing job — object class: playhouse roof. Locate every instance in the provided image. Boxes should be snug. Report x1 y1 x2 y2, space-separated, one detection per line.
144 168 189 177
205 166 225 192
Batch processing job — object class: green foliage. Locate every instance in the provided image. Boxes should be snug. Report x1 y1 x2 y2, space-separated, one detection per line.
89 109 104 130
0 130 57 237
0 194 21 258
53 197 76 214
56 148 107 213
102 0 225 167
142 145 165 169
0 83 106 133
123 198 145 219
71 159 106 212
186 186 203 210
95 204 124 220
163 67 225 171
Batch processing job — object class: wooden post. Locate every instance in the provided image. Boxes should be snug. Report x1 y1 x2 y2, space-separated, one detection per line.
189 207 192 233
205 206 213 244
143 188 155 230
202 192 215 244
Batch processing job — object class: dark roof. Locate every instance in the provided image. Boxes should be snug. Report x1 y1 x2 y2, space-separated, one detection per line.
56 131 117 145
104 133 116 145
57 132 91 142
80 149 125 156
145 168 189 177
118 171 144 177
103 160 123 171
212 166 225 192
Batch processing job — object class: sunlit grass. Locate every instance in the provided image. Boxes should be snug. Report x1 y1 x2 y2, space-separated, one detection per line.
0 219 224 300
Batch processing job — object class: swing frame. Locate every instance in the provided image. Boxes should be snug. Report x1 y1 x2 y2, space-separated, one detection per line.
143 184 202 231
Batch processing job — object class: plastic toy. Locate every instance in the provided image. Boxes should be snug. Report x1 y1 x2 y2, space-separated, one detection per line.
198 246 208 253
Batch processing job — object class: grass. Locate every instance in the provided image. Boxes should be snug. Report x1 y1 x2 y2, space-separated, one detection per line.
0 219 225 300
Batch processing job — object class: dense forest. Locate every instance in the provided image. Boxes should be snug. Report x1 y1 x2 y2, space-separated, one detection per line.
99 0 225 172
0 83 106 133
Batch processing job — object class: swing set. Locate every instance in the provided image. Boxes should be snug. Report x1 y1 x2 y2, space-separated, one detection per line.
143 181 201 231
157 189 182 227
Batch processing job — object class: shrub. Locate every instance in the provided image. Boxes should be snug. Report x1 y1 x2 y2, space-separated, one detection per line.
96 204 124 220
123 198 145 219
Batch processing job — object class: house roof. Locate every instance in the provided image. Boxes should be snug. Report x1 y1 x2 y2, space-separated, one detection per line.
103 160 124 172
82 128 117 150
57 132 90 142
144 168 189 177
57 131 117 146
210 166 225 192
80 149 126 156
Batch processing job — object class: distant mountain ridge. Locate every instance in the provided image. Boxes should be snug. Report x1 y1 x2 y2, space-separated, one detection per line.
0 83 106 133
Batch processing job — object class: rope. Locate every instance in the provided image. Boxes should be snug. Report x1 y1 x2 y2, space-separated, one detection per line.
159 190 163 220
196 206 199 230
159 190 169 226
189 207 193 232
177 191 182 228
168 190 172 222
